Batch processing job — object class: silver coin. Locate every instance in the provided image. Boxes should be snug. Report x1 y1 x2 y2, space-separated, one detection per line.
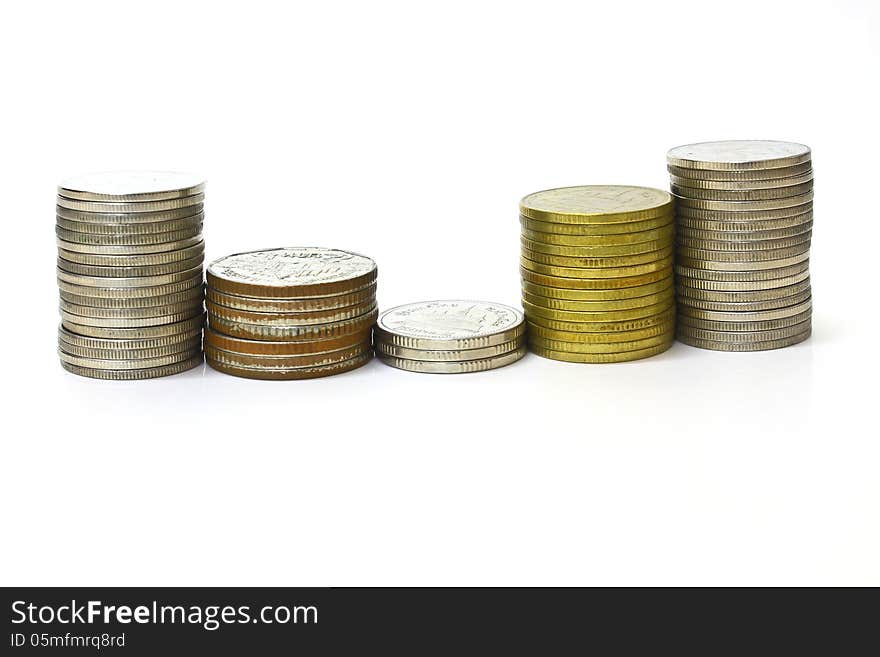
59 298 203 319
374 338 525 362
675 319 811 343
667 140 811 170
59 335 202 360
60 285 204 309
671 181 813 201
676 279 811 302
60 354 203 380
58 324 202 350
57 254 205 278
669 171 813 190
667 161 813 181
56 213 204 235
677 328 811 352
375 300 525 350
676 287 811 312
56 203 204 224
56 192 205 213
57 273 203 297
207 247 377 295
58 171 205 202
62 313 204 339
60 307 203 328
377 346 526 374
677 221 813 242
57 235 204 255
57 241 205 266
55 224 202 246
673 190 813 212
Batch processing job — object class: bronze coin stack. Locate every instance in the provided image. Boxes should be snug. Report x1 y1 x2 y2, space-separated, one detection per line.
56 171 206 380
204 247 377 379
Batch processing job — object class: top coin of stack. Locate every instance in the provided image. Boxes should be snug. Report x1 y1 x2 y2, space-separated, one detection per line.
667 140 813 351
519 185 676 363
204 247 377 379
374 300 526 373
56 171 206 380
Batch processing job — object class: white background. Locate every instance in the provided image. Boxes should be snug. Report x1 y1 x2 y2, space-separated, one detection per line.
1 0 878 586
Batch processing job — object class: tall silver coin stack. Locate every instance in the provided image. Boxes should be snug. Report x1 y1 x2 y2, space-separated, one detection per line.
667 141 813 351
375 300 526 373
56 172 206 379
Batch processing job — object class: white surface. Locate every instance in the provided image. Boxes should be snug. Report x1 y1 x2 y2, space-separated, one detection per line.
1 0 878 586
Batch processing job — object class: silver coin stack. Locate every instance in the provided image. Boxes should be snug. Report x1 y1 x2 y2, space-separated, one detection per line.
375 300 526 373
56 172 206 379
667 141 813 351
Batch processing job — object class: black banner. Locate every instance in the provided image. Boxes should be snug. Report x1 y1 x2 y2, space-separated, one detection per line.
1 587 873 653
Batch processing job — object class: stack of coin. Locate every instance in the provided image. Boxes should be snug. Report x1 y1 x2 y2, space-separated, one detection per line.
374 300 525 373
667 140 813 351
205 247 377 379
56 171 206 379
519 185 675 362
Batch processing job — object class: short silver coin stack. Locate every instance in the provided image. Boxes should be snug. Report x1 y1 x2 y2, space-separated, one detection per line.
56 171 206 379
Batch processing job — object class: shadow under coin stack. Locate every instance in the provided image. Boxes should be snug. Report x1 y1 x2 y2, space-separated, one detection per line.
667 141 813 351
205 248 377 379
56 172 206 379
519 186 676 362
374 301 526 373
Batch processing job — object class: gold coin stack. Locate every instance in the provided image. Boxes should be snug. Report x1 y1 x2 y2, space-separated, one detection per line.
56 172 206 380
668 140 813 351
519 185 675 363
205 247 377 379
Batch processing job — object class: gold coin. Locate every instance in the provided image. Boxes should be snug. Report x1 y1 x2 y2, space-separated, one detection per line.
523 299 673 323
522 278 672 301
526 320 674 343
520 266 672 290
529 332 670 354
522 236 672 257
523 287 673 312
529 341 672 363
522 245 673 268
207 299 376 326
521 215 673 236
520 185 673 223
521 224 674 246
205 326 370 356
525 307 675 333
207 351 372 380
521 254 673 279
205 284 376 313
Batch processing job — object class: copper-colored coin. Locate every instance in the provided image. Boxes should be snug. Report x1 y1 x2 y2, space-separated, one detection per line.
204 326 371 356
208 308 377 341
205 283 376 312
207 350 372 380
207 299 377 326
205 342 371 370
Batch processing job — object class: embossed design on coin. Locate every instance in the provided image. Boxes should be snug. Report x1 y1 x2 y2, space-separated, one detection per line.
667 140 811 169
520 185 672 222
208 247 376 288
377 300 523 341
